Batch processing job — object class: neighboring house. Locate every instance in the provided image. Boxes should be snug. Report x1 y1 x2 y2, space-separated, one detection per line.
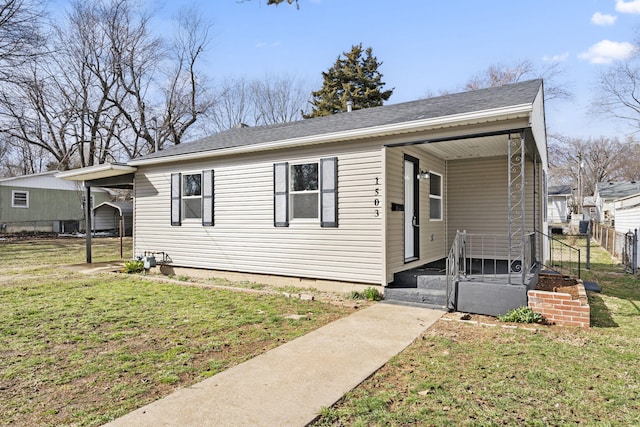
0 171 112 233
547 185 572 224
93 201 133 236
613 192 640 273
594 181 640 224
613 192 640 234
59 79 548 316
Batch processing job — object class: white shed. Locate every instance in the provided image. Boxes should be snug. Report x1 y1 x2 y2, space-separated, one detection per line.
547 185 572 224
93 201 133 236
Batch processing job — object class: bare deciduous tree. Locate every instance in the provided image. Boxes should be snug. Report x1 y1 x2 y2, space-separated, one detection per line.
211 74 310 132
210 77 255 132
592 53 640 133
0 0 214 172
463 59 572 102
252 73 310 124
548 135 638 209
161 7 215 148
210 73 310 132
0 0 46 81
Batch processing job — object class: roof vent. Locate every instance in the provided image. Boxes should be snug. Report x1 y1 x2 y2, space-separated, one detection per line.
346 100 353 112
235 123 249 129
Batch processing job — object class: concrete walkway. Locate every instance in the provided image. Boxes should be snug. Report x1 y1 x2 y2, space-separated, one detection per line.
105 303 444 427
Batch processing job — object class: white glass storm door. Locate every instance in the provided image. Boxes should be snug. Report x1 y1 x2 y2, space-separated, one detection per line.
404 156 419 261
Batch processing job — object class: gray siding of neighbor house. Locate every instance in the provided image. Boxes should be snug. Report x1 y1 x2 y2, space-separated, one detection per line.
385 147 447 283
446 156 539 258
133 140 386 285
0 187 111 232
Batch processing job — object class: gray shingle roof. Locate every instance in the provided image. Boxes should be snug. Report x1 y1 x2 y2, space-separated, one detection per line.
138 79 542 162
596 181 640 200
548 185 572 196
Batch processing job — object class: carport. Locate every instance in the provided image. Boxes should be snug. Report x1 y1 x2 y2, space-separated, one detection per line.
56 163 136 263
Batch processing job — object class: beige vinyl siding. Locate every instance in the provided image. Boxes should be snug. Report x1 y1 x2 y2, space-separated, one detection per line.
134 141 385 284
447 156 538 257
385 146 447 283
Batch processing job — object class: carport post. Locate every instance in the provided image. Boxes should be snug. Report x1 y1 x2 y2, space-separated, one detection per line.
85 184 92 263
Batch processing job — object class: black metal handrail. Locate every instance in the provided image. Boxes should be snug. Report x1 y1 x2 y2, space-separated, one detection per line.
536 230 581 279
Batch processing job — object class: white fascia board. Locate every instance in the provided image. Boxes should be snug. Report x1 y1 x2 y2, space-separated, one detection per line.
129 104 533 167
0 171 58 183
56 163 137 181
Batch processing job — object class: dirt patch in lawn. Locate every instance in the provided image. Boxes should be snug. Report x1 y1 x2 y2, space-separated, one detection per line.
535 273 582 299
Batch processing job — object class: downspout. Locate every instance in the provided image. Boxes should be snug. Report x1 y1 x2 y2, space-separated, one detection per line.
533 150 537 263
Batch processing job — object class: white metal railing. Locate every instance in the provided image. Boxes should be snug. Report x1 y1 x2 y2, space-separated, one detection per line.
447 230 538 290
446 230 466 309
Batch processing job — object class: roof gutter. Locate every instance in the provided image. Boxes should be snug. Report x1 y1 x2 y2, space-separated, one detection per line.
129 104 533 167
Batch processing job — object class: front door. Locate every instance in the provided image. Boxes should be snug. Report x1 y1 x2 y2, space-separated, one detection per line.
404 155 419 262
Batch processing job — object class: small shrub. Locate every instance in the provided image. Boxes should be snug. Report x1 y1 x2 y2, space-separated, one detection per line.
498 306 543 323
362 287 383 301
349 287 383 301
123 259 144 274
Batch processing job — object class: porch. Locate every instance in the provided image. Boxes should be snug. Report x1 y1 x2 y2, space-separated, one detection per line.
385 231 542 316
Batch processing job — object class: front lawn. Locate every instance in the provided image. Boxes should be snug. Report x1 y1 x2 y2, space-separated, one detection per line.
312 240 640 426
0 238 354 426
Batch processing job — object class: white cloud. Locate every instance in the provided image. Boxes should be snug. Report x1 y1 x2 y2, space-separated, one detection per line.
591 12 617 25
578 40 636 64
543 52 570 62
616 0 640 13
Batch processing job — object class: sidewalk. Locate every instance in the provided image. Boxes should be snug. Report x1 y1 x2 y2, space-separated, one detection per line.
105 303 444 427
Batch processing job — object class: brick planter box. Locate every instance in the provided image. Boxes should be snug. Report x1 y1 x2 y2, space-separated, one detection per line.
527 274 590 328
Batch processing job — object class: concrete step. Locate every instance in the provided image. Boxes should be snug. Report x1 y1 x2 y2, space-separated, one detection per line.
384 287 448 308
417 275 447 290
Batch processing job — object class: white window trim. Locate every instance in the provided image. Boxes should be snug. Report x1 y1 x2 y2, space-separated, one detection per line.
182 171 203 221
429 171 443 221
12 190 29 208
289 161 320 221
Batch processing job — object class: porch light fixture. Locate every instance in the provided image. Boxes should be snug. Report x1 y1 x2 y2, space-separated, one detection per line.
417 169 430 180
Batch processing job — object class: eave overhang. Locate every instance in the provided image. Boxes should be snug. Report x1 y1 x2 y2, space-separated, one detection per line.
56 163 137 182
128 103 534 167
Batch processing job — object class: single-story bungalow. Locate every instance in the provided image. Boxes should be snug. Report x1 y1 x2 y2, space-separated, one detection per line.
0 171 112 233
58 79 549 316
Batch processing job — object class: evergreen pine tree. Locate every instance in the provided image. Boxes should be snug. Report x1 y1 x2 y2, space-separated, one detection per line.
304 43 393 118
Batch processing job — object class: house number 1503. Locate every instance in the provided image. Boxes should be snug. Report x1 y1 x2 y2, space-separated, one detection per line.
374 177 381 217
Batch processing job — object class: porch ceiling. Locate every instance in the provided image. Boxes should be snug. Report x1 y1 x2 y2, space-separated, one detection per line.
416 133 510 160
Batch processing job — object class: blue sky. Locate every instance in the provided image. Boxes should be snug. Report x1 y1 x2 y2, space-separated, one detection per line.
61 0 640 140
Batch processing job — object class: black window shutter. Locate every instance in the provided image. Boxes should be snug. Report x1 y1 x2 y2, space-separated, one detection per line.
274 162 289 227
202 169 214 226
320 157 338 227
170 172 181 226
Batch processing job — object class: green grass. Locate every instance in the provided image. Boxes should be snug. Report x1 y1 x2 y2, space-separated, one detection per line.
0 238 352 426
311 240 640 426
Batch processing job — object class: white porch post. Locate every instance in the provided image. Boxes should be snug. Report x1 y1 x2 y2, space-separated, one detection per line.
507 131 526 284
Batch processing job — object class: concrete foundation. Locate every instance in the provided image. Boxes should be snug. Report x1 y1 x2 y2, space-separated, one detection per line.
455 281 528 317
